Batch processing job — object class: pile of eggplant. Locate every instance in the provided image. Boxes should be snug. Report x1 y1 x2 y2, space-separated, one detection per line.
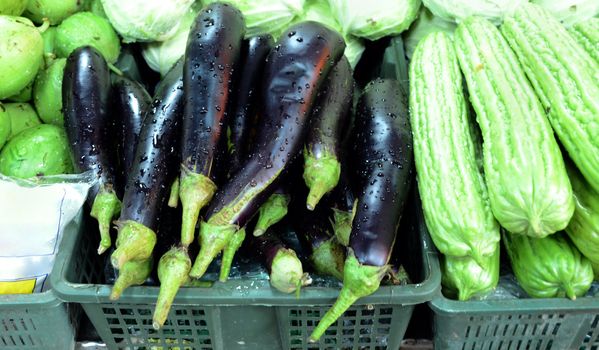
62 2 414 340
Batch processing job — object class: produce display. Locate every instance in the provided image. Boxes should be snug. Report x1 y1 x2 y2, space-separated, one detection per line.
1 0 599 346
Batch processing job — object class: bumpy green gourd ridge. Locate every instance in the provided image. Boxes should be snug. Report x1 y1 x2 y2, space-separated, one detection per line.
503 231 593 300
569 18 599 64
501 3 599 193
565 162 599 265
409 31 500 263
441 244 499 301
454 16 574 238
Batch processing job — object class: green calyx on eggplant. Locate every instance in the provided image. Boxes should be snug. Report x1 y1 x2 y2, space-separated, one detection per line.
310 78 414 341
188 21 346 280
302 56 354 210
63 46 121 255
250 224 311 294
178 3 246 248
0 15 45 100
152 246 191 330
109 257 153 300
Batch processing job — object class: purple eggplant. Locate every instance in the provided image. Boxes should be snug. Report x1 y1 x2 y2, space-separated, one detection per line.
303 56 354 210
188 21 346 280
110 60 184 269
250 224 311 293
62 46 121 255
111 76 152 195
310 78 413 341
227 34 274 175
178 3 246 247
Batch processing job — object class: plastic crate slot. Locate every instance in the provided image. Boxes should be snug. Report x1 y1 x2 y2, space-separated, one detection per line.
102 307 116 315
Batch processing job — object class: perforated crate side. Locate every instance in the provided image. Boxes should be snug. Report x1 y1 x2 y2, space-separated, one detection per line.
433 310 592 350
81 302 218 350
277 304 413 350
576 314 599 350
0 301 75 350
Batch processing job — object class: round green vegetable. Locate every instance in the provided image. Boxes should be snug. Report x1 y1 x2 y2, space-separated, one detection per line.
0 15 44 100
0 104 11 150
41 25 57 55
0 124 73 178
55 11 120 63
33 57 65 125
0 0 27 16
23 0 82 25
4 102 42 139
6 81 33 102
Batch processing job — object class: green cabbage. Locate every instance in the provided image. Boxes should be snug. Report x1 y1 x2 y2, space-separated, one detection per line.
504 231 593 299
299 0 365 68
422 0 526 25
204 0 305 38
141 5 199 76
404 7 456 59
531 0 599 26
100 0 195 43
441 245 499 300
0 16 44 100
327 0 421 40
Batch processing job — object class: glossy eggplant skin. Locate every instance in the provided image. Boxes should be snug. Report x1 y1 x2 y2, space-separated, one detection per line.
119 60 184 230
111 76 152 195
305 56 353 163
251 227 286 274
205 21 346 227
349 78 413 267
228 34 274 175
180 3 245 181
62 46 116 202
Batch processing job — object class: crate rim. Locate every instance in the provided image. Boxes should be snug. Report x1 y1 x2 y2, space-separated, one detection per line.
429 289 599 316
0 288 62 309
50 211 441 307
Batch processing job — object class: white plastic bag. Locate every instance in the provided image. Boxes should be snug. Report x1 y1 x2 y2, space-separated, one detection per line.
0 172 96 294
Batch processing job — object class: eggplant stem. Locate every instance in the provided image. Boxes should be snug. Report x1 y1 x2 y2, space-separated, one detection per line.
253 193 290 237
303 151 341 210
219 227 246 282
153 247 191 330
108 63 124 76
90 188 122 255
189 221 237 279
109 258 153 300
111 221 157 269
309 252 388 342
331 208 352 247
179 166 217 247
168 177 180 208
311 238 346 281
